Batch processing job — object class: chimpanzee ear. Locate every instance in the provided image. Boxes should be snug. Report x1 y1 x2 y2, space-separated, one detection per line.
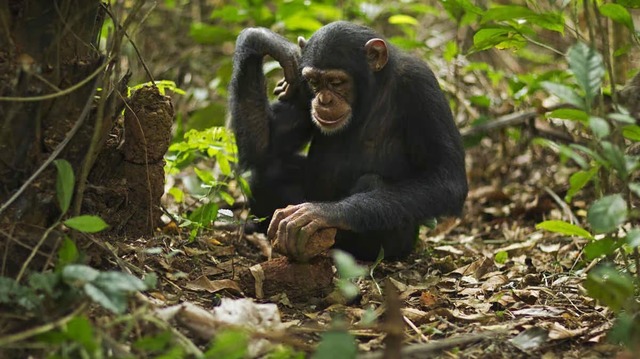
298 36 307 49
364 38 388 72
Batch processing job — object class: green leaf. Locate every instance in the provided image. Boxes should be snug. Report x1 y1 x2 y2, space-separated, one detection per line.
630 183 640 198
54 159 74 214
588 116 610 139
57 236 79 267
336 280 360 301
566 167 598 201
84 282 127 314
481 6 564 33
64 215 109 233
134 331 172 352
599 4 635 31
494 251 508 264
567 42 605 108
194 167 216 184
168 187 185 203
313 330 357 359
282 14 323 32
481 5 535 23
584 238 619 260
188 202 218 225
587 194 627 233
622 125 640 141
189 23 234 44
584 265 634 312
216 153 232 176
601 141 628 180
608 112 636 124
546 108 588 123
219 191 235 206
332 249 367 279
625 229 640 248
65 316 97 352
472 27 526 51
204 329 248 359
62 264 100 283
609 313 637 350
94 272 148 292
540 82 585 109
388 14 418 25
536 220 593 239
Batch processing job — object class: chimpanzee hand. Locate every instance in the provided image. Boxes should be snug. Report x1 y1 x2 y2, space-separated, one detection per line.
267 202 346 261
273 78 295 100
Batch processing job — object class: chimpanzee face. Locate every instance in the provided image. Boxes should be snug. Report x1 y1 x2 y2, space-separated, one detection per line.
299 30 388 135
302 67 354 134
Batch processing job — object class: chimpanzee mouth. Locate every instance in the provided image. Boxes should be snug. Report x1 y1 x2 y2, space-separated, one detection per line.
312 110 350 128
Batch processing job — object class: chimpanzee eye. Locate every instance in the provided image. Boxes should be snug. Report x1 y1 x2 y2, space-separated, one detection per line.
330 80 343 87
307 78 318 88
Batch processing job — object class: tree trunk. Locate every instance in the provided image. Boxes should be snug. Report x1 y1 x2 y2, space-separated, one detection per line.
0 0 171 276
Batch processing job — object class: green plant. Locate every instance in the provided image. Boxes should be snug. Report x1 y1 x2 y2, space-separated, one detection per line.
534 40 640 351
165 127 249 238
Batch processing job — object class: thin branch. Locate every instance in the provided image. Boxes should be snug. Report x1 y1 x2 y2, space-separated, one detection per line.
0 59 108 102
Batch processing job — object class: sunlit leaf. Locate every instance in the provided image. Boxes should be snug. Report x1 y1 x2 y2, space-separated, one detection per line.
622 125 640 141
587 194 627 234
566 167 598 202
546 108 588 123
472 27 526 51
599 4 635 31
168 187 185 203
64 215 109 233
536 220 593 239
388 14 418 25
494 251 508 264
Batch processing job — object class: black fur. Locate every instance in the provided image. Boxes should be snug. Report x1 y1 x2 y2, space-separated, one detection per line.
229 21 467 260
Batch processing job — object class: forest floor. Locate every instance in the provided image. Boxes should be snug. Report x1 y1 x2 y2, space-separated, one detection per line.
109 135 626 358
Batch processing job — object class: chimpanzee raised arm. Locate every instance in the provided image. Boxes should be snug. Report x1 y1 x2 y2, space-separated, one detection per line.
229 22 468 261
228 28 313 220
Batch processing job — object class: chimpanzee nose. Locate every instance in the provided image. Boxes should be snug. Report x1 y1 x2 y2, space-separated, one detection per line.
318 92 332 105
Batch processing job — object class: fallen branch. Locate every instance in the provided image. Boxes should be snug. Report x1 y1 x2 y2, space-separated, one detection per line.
359 331 506 359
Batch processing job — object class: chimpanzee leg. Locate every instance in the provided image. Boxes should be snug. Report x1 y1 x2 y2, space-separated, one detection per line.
332 174 418 260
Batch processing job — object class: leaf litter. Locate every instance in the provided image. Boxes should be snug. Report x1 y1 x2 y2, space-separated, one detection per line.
110 132 626 358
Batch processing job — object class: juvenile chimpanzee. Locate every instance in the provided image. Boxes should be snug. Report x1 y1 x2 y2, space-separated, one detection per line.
229 21 467 261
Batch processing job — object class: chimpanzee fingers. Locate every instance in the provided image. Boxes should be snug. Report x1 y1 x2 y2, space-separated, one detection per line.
277 83 293 101
273 78 287 96
295 219 323 258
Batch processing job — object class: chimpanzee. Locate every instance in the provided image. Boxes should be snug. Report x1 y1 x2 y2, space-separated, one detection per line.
229 21 467 261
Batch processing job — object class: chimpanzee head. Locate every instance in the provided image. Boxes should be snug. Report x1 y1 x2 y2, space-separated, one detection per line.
299 22 389 134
